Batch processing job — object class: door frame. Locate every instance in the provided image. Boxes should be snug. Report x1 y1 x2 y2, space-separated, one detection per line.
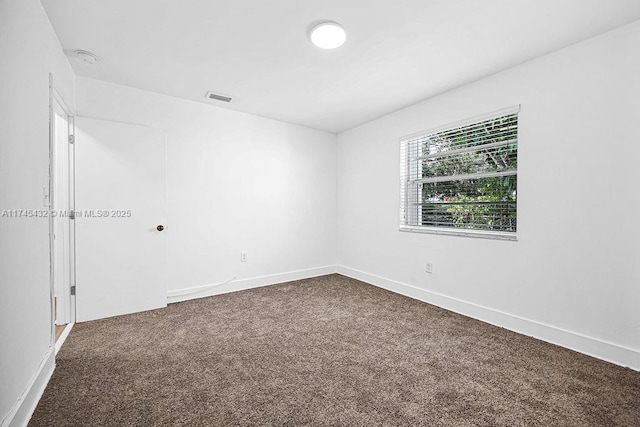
48 74 76 340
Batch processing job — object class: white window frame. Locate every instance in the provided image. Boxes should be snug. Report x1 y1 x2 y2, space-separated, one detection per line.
399 105 520 241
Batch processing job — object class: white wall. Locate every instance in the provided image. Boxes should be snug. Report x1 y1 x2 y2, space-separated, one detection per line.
0 0 76 424
337 20 640 369
76 78 337 297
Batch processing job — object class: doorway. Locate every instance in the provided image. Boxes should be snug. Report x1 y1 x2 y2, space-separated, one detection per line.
48 82 168 338
49 78 75 344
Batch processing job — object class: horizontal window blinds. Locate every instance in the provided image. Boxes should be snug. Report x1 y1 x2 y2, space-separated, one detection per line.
400 108 518 234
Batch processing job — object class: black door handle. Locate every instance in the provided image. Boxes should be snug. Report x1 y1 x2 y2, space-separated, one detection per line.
157 225 164 231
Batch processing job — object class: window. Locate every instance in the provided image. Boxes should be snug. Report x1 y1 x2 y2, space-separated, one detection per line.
400 106 519 240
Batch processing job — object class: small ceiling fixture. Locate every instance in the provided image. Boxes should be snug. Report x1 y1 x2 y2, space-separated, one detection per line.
309 21 346 49
72 50 99 65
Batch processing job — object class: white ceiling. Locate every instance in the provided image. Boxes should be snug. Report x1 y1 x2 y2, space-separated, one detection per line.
42 0 640 133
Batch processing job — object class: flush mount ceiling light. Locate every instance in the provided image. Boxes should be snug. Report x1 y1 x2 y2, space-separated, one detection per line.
309 21 346 49
73 50 99 65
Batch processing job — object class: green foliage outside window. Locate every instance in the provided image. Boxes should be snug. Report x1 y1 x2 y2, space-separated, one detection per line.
419 115 518 231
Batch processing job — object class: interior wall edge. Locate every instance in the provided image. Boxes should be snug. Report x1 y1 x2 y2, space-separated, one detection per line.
0 0 77 422
336 265 640 372
167 265 338 304
1 347 55 427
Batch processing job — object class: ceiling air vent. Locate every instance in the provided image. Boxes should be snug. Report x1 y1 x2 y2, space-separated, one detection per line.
205 91 232 103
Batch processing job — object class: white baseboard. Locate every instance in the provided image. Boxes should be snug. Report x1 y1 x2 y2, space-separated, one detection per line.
167 265 337 304
2 347 55 427
336 265 640 371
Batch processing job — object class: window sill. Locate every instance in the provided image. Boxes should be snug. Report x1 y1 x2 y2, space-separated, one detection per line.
399 226 517 241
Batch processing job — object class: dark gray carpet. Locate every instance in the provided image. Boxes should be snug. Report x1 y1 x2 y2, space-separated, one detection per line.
30 274 640 426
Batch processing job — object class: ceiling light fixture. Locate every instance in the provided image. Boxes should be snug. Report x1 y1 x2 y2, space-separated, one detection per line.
309 21 346 49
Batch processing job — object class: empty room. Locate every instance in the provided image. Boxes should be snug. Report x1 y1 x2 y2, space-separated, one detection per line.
1 0 639 426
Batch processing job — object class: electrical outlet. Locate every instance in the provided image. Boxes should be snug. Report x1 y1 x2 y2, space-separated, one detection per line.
240 252 248 263
425 262 433 274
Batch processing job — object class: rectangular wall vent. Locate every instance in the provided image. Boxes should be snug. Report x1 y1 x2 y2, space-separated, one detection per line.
205 91 232 103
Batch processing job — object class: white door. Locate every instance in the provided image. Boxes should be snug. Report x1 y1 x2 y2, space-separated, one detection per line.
75 117 167 322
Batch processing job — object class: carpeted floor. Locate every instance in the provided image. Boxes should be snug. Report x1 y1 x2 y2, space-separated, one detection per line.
30 274 640 426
